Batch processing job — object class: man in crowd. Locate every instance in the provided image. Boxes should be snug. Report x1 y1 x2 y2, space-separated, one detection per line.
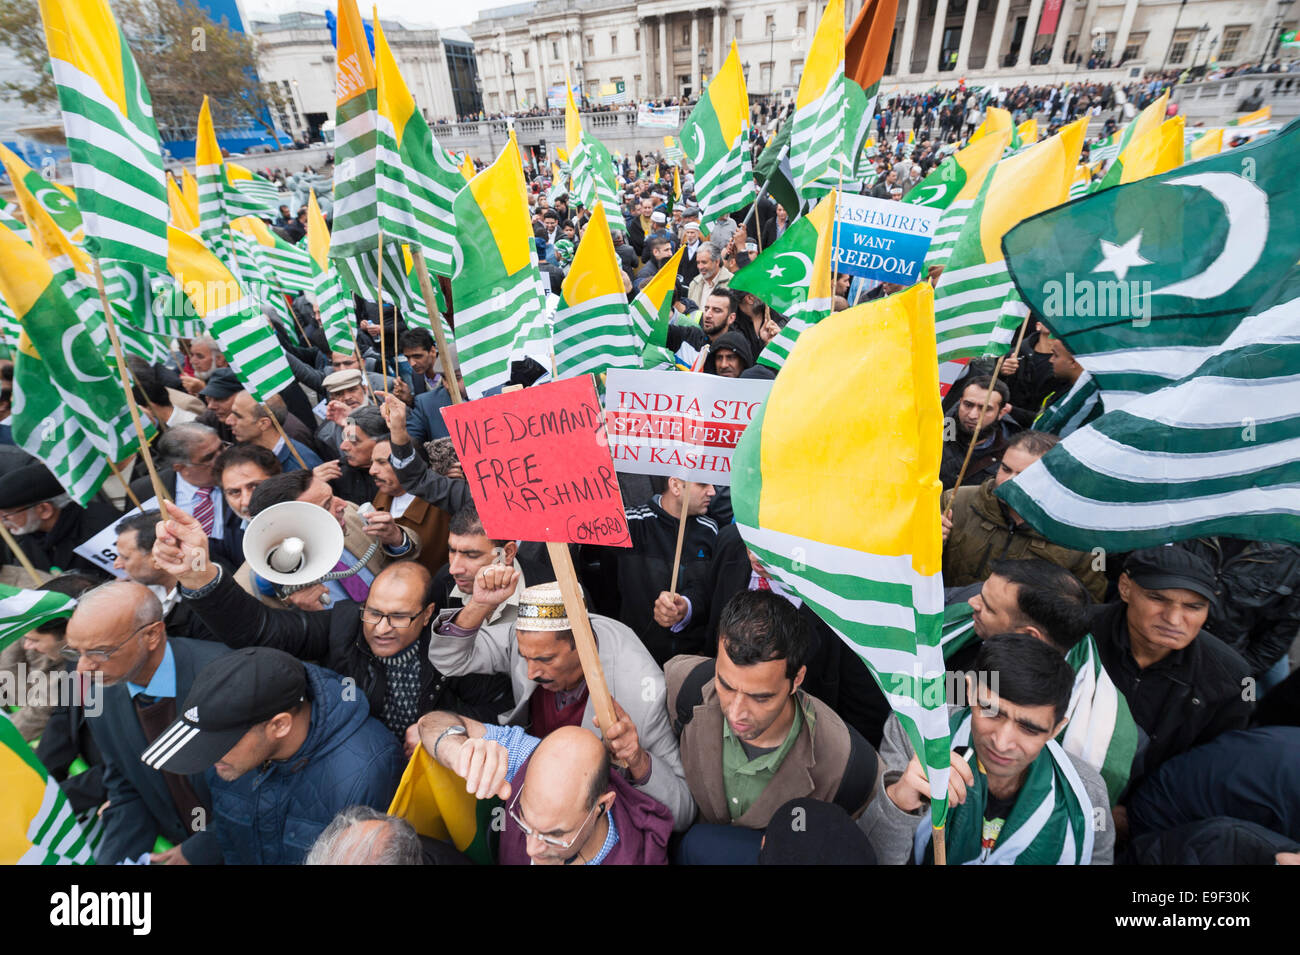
859 633 1114 864
214 444 281 530
316 369 373 458
150 501 511 739
399 328 441 397
226 390 323 473
687 243 732 307
65 581 229 864
940 375 1016 489
705 330 755 378
0 462 119 578
665 590 878 863
426 564 695 830
942 430 1107 601
142 646 403 865
413 715 672 864
1092 547 1252 784
326 405 386 505
369 435 452 575
113 513 219 643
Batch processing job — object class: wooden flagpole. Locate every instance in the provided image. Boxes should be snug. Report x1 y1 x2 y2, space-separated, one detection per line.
375 232 389 396
105 456 144 511
92 260 171 507
0 521 43 586
352 344 378 404
668 482 691 595
544 541 618 735
410 246 463 405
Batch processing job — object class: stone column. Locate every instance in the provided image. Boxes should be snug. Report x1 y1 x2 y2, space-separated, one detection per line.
640 19 652 99
1049 0 1076 65
954 0 981 72
660 16 670 99
1112 0 1140 65
899 0 920 75
1075 0 1101 63
712 7 722 77
925 0 950 74
1016 0 1046 66
985 0 1012 69
534 35 546 103
691 14 700 97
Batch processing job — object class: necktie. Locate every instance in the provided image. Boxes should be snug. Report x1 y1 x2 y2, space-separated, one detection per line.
755 575 771 591
331 560 370 603
193 487 214 535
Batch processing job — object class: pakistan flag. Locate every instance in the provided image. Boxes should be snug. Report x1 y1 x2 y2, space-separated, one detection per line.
1003 117 1300 411
729 212 821 316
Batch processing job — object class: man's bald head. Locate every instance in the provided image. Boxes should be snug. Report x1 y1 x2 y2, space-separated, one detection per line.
64 581 166 686
69 580 162 634
528 726 611 814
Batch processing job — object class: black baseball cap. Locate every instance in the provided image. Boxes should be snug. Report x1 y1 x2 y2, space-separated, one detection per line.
198 367 242 399
140 647 307 775
1123 546 1217 603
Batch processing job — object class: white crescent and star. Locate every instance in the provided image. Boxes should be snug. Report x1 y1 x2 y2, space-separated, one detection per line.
691 126 707 165
769 251 812 284
61 326 110 384
912 184 948 206
1091 171 1269 298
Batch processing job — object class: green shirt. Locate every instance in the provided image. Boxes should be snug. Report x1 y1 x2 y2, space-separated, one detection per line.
720 695 816 822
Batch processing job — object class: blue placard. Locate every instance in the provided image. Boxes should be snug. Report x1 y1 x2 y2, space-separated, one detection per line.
835 194 942 285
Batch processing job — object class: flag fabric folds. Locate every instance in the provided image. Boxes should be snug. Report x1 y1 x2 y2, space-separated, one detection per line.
908 131 1012 267
1 713 94 864
629 245 683 349
37 0 167 269
751 191 838 370
788 0 846 200
387 745 496 865
306 189 359 355
845 0 898 180
329 0 380 263
0 584 76 653
732 282 951 832
678 42 755 230
553 204 642 379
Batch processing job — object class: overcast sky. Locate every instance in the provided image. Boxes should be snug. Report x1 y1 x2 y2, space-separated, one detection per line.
240 0 503 32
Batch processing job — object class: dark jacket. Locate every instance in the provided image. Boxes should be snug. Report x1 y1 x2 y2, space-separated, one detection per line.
941 477 1107 601
36 662 106 815
1127 726 1300 843
1127 817 1300 865
389 438 475 513
407 386 455 447
1005 331 1066 429
939 419 1015 490
1178 538 1300 675
180 567 513 730
703 329 755 376
88 637 230 865
1091 601 1252 783
209 662 404 865
129 468 245 571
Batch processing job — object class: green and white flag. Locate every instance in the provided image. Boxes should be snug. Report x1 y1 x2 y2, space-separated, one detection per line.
1004 118 1300 411
39 0 168 269
979 291 1029 358
730 192 829 317
224 164 284 220
374 17 462 275
679 42 755 229
1063 634 1138 806
1 713 94 865
1000 263 1300 552
788 0 846 200
1032 371 1103 437
552 205 641 379
329 0 381 267
0 584 76 653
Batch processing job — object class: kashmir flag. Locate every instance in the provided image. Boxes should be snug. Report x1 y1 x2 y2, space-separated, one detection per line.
231 215 316 296
564 83 625 235
166 172 197 231
999 259 1300 553
731 192 828 317
1186 128 1223 162
753 192 837 370
460 154 475 181
329 0 380 262
195 96 228 246
305 189 357 355
1 714 94 864
906 130 1011 268
224 163 282 220
1157 115 1185 174
932 119 1084 361
845 0 898 178
679 41 754 229
553 204 641 379
223 226 302 343
1094 91 1170 189
0 222 145 478
181 168 200 223
753 116 805 219
629 246 683 349
0 145 84 245
1017 119 1039 146
388 745 497 865
565 81 592 204
968 106 1013 145
1068 163 1093 199
373 14 462 276
451 133 546 398
547 162 567 203
732 282 951 835
0 584 76 653
789 0 846 199
1003 118 1300 411
1229 105 1272 127
166 226 294 401
37 0 167 269
663 135 684 165
0 196 31 243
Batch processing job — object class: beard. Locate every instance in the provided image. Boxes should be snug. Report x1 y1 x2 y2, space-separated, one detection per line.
194 366 214 382
5 509 42 536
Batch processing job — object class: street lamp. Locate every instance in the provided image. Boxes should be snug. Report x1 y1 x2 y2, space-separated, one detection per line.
767 19 777 99
505 51 520 112
575 61 585 109
1262 0 1297 64
697 45 709 101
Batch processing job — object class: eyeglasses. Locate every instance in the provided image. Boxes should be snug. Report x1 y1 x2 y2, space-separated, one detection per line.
61 621 156 664
507 783 600 850
359 607 423 629
190 441 231 468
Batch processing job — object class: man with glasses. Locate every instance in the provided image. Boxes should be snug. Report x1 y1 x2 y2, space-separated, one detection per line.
413 715 672 865
0 462 121 578
149 501 512 742
64 580 229 865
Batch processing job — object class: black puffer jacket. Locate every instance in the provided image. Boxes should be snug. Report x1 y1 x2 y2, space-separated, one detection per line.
1178 538 1300 675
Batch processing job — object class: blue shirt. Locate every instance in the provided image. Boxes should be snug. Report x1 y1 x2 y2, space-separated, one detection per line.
483 724 619 865
128 641 177 699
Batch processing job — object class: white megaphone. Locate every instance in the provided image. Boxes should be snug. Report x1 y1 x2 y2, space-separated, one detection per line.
244 501 346 587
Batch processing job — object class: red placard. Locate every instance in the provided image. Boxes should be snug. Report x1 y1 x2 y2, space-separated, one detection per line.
440 376 631 547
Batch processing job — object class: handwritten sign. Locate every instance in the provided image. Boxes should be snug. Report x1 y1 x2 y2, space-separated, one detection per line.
440 376 630 547
604 370 772 486
835 194 941 285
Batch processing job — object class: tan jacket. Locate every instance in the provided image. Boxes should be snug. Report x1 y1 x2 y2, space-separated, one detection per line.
687 267 734 307
942 479 1107 601
374 491 448 575
664 654 876 829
